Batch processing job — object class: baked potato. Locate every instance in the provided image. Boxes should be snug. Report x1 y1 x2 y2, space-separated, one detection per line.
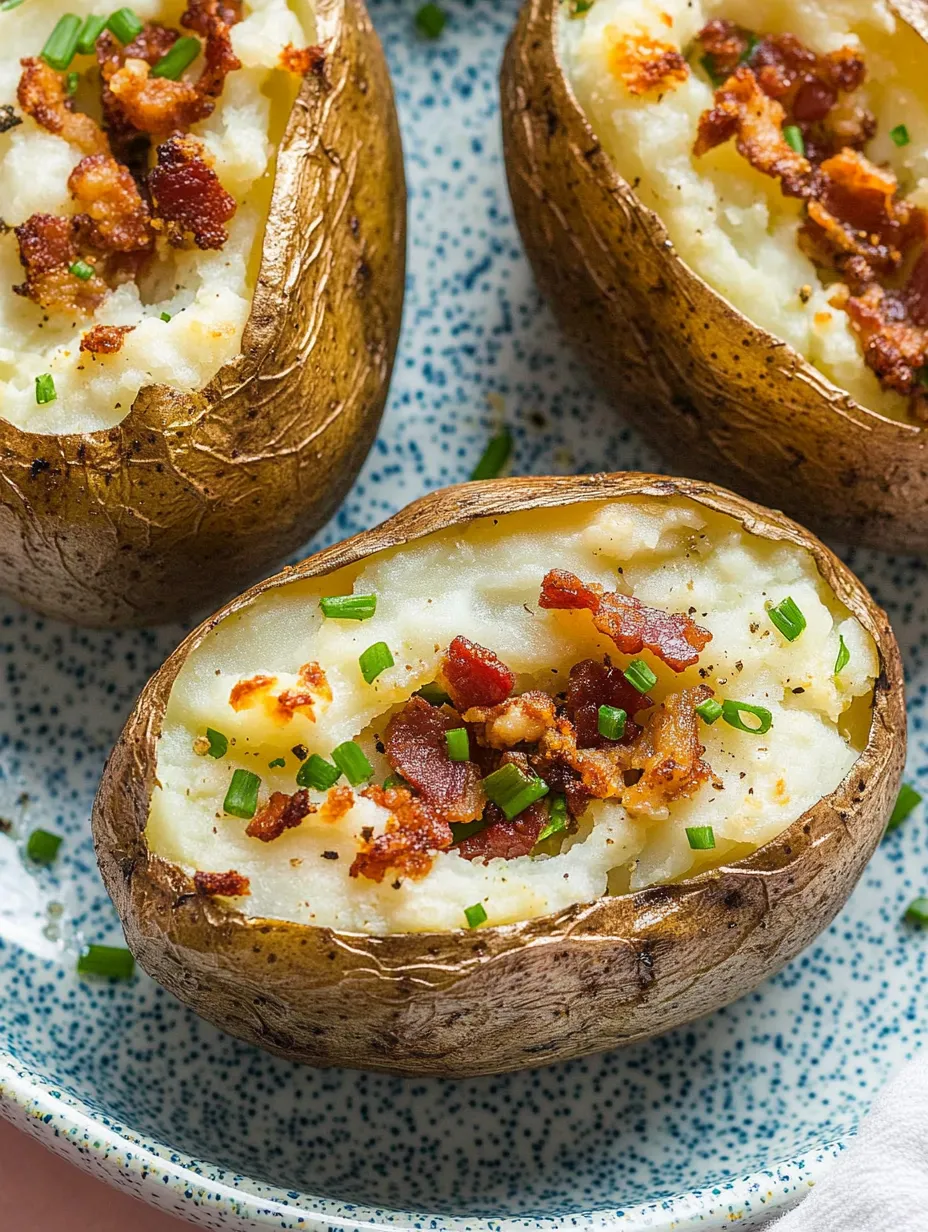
0 0 405 626
501 0 928 551
92 472 904 1076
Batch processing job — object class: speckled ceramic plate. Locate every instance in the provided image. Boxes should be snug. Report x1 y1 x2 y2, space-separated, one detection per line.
0 0 925 1228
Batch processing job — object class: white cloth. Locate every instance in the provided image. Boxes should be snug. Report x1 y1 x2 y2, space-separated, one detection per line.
773 1053 928 1230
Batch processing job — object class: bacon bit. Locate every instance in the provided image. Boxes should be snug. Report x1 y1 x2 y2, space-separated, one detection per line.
68 154 153 254
620 687 713 815
439 636 516 711
534 716 628 802
17 57 109 155
148 135 237 249
456 800 548 862
318 785 355 824
608 30 688 96
463 691 558 749
385 697 484 823
229 674 277 710
539 570 711 672
80 324 135 355
181 0 243 36
276 662 332 722
246 788 315 842
565 658 651 748
351 785 453 882
697 18 750 77
13 213 109 313
279 43 325 75
194 869 250 896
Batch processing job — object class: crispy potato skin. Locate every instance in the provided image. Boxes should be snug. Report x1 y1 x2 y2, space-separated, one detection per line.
0 0 406 627
500 0 928 552
92 474 905 1076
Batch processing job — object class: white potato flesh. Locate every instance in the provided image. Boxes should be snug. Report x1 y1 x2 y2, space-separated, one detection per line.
0 0 314 434
147 497 878 934
559 0 928 422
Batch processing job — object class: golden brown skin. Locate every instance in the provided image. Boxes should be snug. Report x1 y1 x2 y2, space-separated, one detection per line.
92 473 906 1077
0 0 405 626
500 0 928 552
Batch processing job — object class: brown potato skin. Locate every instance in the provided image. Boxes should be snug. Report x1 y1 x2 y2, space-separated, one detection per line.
92 473 906 1076
500 0 928 552
0 0 405 627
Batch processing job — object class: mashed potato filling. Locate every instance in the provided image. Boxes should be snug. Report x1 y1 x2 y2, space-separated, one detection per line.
0 0 313 434
147 497 877 934
559 0 928 422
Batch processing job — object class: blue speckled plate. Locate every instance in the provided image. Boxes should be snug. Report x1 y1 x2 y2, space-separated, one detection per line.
0 0 924 1228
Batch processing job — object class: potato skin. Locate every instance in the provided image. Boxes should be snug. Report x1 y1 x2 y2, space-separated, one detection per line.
92 473 906 1077
500 0 928 552
0 0 405 627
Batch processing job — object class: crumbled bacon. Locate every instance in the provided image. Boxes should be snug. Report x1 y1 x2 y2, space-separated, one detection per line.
697 18 751 77
351 785 453 882
229 674 276 709
539 570 711 672
608 30 689 96
246 788 315 842
319 785 355 824
13 213 109 313
463 691 558 749
148 135 237 249
80 324 135 355
17 57 109 155
620 687 713 815
438 636 516 711
276 662 331 721
385 697 484 823
181 0 243 36
194 869 250 896
534 716 628 803
564 658 650 748
279 43 325 75
68 154 153 254
456 800 548 862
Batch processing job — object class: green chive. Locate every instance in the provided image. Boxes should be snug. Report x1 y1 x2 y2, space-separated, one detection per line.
331 741 373 786
834 634 850 675
151 34 200 79
783 125 805 155
383 772 406 790
268 757 286 769
768 596 806 642
159 311 172 322
320 593 377 621
699 53 726 88
223 768 261 819
536 794 568 844
904 896 928 926
471 429 512 480
568 0 592 15
296 753 341 791
597 704 626 742
695 697 723 724
76 13 107 53
887 783 921 833
891 124 911 148
35 374 56 405
721 699 773 735
68 259 93 280
77 944 135 979
740 33 760 63
0 0 27 11
686 824 716 850
451 817 489 843
623 659 657 693
417 682 452 706
66 71 80 95
482 762 549 820
26 828 62 864
106 7 143 44
445 727 470 761
464 902 487 928
205 728 228 759
41 14 82 71
359 641 394 684
414 1 445 38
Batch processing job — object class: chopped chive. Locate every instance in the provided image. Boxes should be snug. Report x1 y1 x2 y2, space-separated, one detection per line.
66 70 80 95
106 7 143 43
721 699 773 735
414 1 445 38
768 596 806 642
695 697 723 724
834 634 850 675
268 757 286 769
159 311 172 322
417 682 452 706
470 429 512 480
623 659 657 693
76 13 107 53
35 373 56 405
296 753 341 791
482 762 549 820
783 125 805 155
451 817 489 843
26 828 62 864
904 896 928 926
0 0 27 11
686 825 716 850
699 53 726 88
597 704 626 742
151 34 200 78
77 944 135 979
890 124 911 148
464 901 487 929
359 641 394 683
445 727 470 761
887 783 921 833
320 593 377 621
383 772 407 790
41 13 82 70
69 259 93 280
568 0 592 15
223 768 261 819
536 794 568 843
205 727 228 759
331 741 373 786
739 33 760 63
